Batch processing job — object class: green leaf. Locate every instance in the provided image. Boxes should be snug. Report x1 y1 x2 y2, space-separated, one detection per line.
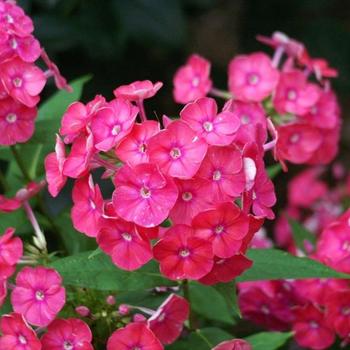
238 249 348 282
189 282 236 325
245 331 293 350
289 218 316 253
213 281 241 317
267 163 282 179
50 251 174 291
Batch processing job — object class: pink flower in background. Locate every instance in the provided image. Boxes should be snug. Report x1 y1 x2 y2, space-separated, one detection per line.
0 57 46 107
113 163 178 227
11 266 66 327
180 97 240 145
107 323 163 350
0 279 7 308
196 145 245 201
169 178 212 225
0 194 21 212
97 218 152 271
91 98 138 152
273 70 320 116
192 202 249 258
71 175 104 237
212 339 252 350
45 134 67 197
148 294 189 345
0 227 22 271
148 120 208 179
113 80 163 101
153 224 213 280
173 54 212 104
228 52 279 102
0 97 37 145
0 313 41 350
41 318 93 350
293 304 335 350
115 121 160 166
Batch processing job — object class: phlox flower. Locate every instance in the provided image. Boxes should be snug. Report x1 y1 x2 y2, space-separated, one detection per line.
148 120 208 179
113 163 178 227
11 266 66 327
0 279 6 308
41 318 93 350
113 80 163 101
153 224 214 280
173 54 212 104
212 339 252 350
0 194 21 212
180 97 240 146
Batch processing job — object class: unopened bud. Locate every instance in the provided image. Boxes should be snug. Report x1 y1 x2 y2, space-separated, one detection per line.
75 305 90 317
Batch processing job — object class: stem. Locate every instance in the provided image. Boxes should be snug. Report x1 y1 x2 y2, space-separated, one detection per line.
272 46 285 68
93 155 120 172
183 279 195 330
137 99 147 122
209 87 232 100
263 139 277 152
10 146 31 182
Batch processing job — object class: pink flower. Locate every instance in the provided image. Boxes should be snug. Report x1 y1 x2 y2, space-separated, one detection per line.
153 224 214 280
196 145 245 202
91 98 139 152
300 54 338 80
180 97 240 146
223 99 267 146
148 120 208 179
148 294 189 345
173 54 212 104
11 266 66 327
97 218 152 271
0 227 22 279
169 178 212 225
228 52 279 102
0 279 6 308
212 339 252 350
107 323 163 350
45 134 67 197
113 163 178 227
41 49 72 92
273 70 320 116
0 313 41 350
71 175 104 237
0 97 37 145
41 318 93 350
192 202 249 258
115 121 160 166
276 124 322 164
0 58 46 107
293 304 335 350
113 80 163 101
0 195 21 212
199 254 253 285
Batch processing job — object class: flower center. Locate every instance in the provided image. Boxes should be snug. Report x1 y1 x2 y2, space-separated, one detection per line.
248 73 260 85
140 186 151 199
215 225 224 234
112 124 121 135
342 241 350 252
6 113 17 123
309 321 319 329
261 305 270 315
18 335 27 345
192 76 200 87
122 232 132 242
287 89 297 101
170 147 182 159
5 14 14 23
289 133 300 144
63 341 74 350
182 191 193 202
213 170 222 181
179 248 190 258
241 115 250 124
342 307 350 316
13 77 22 88
139 143 147 153
202 121 214 132
35 290 45 301
10 38 18 49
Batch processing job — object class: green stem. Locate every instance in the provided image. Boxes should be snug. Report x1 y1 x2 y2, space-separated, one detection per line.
10 145 31 182
183 279 195 330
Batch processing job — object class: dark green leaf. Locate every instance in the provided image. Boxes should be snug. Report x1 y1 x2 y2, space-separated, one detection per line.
245 331 293 350
213 281 241 317
289 218 316 253
267 163 282 179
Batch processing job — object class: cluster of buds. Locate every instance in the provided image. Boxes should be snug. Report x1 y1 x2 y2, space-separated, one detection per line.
174 31 340 169
0 0 70 146
238 167 350 350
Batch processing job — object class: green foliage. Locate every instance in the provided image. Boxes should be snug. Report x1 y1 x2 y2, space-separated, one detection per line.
267 164 282 179
245 331 293 350
289 218 316 253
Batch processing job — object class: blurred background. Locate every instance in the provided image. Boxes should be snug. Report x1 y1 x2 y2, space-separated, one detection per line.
16 0 350 230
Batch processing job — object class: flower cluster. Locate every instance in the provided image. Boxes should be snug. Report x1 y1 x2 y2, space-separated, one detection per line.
173 31 341 169
45 78 275 283
0 0 70 146
238 166 350 350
